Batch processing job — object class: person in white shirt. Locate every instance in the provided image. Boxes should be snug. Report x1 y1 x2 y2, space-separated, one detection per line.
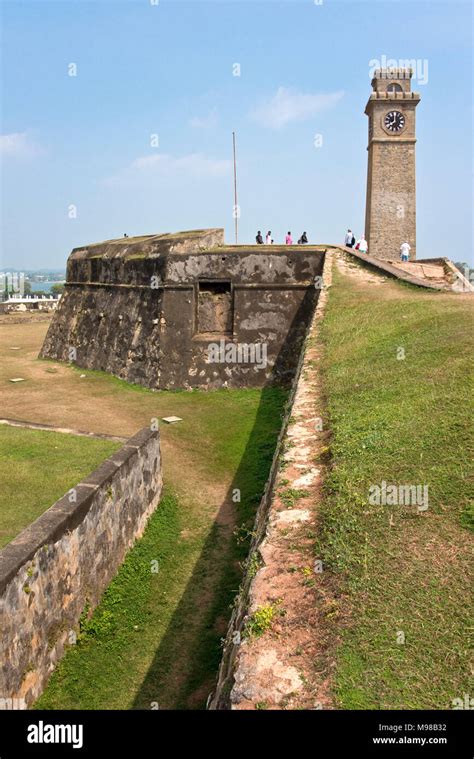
344 229 353 247
400 241 411 262
265 231 272 244
356 235 368 254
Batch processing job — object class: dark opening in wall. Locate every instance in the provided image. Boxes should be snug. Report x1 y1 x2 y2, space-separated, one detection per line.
197 281 233 335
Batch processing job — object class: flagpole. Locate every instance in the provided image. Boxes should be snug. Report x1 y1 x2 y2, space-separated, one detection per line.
232 131 238 245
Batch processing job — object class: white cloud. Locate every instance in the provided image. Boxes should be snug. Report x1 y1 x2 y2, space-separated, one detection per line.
104 152 231 186
250 87 344 129
0 131 43 157
189 108 218 129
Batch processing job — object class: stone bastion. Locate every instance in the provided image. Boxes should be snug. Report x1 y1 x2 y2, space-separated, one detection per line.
40 229 326 389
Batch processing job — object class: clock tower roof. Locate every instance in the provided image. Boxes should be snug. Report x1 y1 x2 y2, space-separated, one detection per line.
365 68 421 114
371 68 413 87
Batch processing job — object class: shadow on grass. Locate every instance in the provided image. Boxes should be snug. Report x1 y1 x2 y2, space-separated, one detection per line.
131 287 318 710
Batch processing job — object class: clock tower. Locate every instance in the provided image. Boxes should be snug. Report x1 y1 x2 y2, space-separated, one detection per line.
364 69 421 260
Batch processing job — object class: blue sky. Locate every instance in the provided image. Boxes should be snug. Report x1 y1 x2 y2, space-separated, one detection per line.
1 0 472 269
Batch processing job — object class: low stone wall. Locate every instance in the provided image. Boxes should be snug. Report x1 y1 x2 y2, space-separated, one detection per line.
336 245 474 292
209 254 330 709
0 300 59 314
0 427 162 707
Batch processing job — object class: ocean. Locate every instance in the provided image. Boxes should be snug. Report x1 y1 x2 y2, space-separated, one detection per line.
30 281 65 293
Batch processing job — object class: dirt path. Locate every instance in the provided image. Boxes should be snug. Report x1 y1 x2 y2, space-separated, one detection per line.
2 318 162 438
0 417 126 442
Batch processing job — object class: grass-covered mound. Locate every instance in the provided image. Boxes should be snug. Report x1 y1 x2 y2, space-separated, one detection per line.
318 262 473 709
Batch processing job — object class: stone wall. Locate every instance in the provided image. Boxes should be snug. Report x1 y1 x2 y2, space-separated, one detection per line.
0 300 59 314
208 253 331 708
0 427 162 707
336 245 473 292
40 230 325 389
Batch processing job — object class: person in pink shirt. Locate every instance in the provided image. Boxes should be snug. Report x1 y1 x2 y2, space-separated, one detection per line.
285 231 293 245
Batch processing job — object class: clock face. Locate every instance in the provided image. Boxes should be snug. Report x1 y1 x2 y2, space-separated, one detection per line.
384 110 405 133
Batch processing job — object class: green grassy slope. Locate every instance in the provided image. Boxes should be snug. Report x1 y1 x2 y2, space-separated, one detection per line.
35 386 287 710
317 265 473 709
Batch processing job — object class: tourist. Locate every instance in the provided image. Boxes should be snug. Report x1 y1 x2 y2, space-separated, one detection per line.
355 235 368 253
298 232 308 244
285 231 293 245
344 229 354 248
400 241 411 262
256 230 263 244
265 231 272 244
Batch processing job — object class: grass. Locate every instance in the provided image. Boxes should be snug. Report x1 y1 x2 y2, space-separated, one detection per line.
279 487 309 508
316 264 473 709
244 603 280 639
2 320 288 707
0 426 119 548
35 385 287 710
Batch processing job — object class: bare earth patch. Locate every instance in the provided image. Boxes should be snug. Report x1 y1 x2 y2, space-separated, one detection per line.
0 315 240 497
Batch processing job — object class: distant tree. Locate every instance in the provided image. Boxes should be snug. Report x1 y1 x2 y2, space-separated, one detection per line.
24 281 32 295
51 283 65 296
